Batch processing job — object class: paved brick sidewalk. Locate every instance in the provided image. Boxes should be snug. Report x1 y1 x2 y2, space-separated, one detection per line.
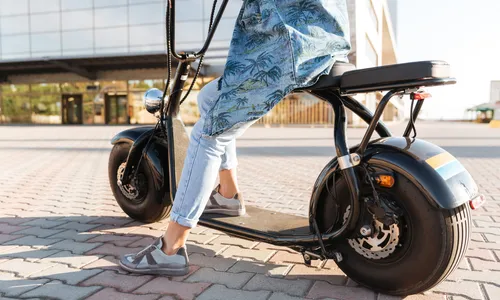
0 122 499 300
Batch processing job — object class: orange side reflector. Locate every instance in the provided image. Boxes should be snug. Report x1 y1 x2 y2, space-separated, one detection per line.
411 92 432 100
375 175 395 188
470 194 486 210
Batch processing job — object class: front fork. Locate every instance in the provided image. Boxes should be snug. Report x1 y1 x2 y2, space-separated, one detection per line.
119 55 195 198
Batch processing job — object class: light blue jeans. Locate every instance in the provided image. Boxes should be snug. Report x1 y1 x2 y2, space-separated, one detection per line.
170 78 257 228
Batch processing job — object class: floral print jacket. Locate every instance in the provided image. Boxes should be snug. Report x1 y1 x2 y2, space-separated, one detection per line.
203 0 351 136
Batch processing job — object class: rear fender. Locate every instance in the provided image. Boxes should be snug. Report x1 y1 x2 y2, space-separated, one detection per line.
310 137 479 223
110 126 171 206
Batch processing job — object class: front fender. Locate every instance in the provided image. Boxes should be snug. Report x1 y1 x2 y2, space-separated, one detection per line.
310 137 479 220
111 126 155 145
110 126 170 206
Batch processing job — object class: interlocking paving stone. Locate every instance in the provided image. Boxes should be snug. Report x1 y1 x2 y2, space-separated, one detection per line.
228 260 291 276
86 288 160 300
0 234 26 244
80 270 154 292
0 246 60 261
208 235 258 248
268 292 308 300
85 234 143 246
243 274 312 297
0 224 29 234
4 236 62 247
85 244 144 258
40 250 101 268
54 221 101 232
18 218 68 229
11 227 65 238
49 239 102 254
432 280 483 300
196 284 271 300
1 124 499 300
29 264 102 285
483 284 500 300
306 281 376 300
220 246 275 262
46 229 99 242
0 258 57 277
80 255 126 273
286 263 347 285
188 253 238 272
20 280 102 300
184 267 254 289
133 277 210 300
0 271 49 297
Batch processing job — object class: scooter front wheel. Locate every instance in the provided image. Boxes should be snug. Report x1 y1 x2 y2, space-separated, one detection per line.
330 168 471 296
108 142 171 223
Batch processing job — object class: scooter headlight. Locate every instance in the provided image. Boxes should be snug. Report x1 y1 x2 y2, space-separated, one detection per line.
143 88 164 114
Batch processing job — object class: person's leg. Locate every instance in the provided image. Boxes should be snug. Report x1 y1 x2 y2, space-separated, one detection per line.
119 79 255 274
218 139 239 198
164 115 255 253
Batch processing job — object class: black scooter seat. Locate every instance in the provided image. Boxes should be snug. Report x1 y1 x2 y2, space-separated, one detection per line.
303 60 454 93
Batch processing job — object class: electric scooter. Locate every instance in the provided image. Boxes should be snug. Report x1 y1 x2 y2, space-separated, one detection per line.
108 0 484 296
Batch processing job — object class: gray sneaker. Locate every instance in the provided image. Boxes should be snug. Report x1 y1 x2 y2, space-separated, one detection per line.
204 185 246 216
119 236 189 276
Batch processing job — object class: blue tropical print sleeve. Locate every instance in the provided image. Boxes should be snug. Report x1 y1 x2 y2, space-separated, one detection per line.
202 0 351 137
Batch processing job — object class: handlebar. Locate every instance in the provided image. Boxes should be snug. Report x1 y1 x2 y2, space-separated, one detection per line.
168 0 230 60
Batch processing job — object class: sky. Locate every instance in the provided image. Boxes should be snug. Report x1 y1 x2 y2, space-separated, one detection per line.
396 0 500 119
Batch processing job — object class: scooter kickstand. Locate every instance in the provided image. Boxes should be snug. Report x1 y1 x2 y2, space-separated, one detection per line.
303 253 313 266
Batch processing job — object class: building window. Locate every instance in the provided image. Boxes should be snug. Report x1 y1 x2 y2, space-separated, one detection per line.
61 10 94 30
366 0 379 32
365 36 378 67
61 0 93 11
94 7 128 28
1 35 30 55
128 3 164 25
62 30 94 51
1 15 30 35
95 27 128 48
0 0 28 16
30 0 60 14
30 13 61 33
31 33 61 53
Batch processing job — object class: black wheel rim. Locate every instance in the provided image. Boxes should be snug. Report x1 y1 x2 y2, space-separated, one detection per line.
117 162 148 205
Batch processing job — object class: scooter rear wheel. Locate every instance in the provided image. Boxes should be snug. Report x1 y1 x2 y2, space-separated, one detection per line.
108 142 171 223
329 166 471 296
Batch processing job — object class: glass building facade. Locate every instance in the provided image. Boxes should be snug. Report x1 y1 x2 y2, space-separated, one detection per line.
0 0 241 125
0 0 400 126
0 0 242 60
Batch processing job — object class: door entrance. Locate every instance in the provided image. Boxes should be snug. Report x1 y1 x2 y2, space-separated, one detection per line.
62 94 83 124
105 93 129 124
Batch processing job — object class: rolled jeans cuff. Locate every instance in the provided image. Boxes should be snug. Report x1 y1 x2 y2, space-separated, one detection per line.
169 211 198 228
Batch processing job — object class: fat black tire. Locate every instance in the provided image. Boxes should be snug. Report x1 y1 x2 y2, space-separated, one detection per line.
108 142 170 223
333 169 471 296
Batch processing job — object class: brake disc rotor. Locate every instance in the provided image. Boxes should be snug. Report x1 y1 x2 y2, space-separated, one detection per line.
117 163 140 199
343 205 400 260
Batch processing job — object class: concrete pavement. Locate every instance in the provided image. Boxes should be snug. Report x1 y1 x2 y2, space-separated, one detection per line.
0 121 499 300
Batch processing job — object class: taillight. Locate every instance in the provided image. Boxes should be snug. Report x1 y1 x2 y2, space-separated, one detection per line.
470 194 486 210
